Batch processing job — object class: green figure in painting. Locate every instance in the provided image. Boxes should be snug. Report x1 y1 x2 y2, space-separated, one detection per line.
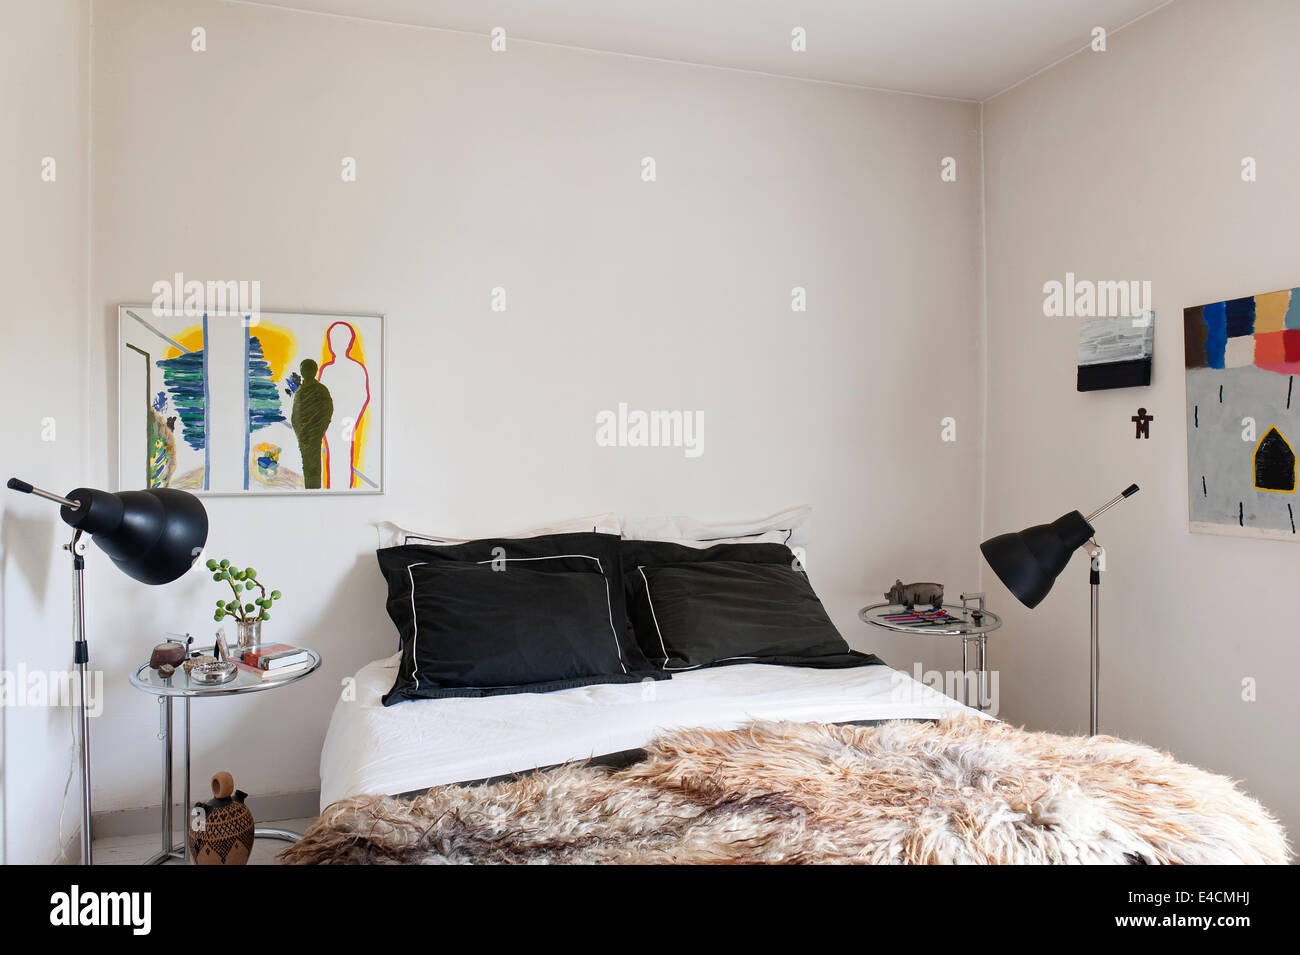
291 359 333 489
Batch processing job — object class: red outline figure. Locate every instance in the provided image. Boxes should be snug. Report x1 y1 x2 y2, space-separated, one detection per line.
318 321 371 489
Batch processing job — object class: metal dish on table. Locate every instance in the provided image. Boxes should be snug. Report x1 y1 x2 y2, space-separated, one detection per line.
189 661 238 685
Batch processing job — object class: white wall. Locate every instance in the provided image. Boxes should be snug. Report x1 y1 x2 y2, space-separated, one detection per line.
983 0 1300 839
0 0 91 863
75 0 983 818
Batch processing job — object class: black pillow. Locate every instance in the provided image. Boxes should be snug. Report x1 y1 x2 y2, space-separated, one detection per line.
618 538 810 650
377 532 661 702
627 559 881 672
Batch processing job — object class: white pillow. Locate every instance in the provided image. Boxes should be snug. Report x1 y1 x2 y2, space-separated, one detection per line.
619 505 811 549
377 513 621 549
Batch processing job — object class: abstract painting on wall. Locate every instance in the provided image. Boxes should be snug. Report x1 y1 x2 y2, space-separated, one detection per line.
1077 314 1154 391
1184 287 1299 539
118 307 383 495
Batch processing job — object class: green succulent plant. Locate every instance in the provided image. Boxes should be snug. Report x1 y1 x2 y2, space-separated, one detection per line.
205 558 282 623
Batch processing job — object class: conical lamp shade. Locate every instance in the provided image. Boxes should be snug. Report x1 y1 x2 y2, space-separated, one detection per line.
60 487 208 585
980 510 1093 608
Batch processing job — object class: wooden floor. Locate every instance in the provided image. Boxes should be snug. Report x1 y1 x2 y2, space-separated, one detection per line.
91 816 318 865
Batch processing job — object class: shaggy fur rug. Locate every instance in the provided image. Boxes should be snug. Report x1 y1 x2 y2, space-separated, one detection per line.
281 717 1289 864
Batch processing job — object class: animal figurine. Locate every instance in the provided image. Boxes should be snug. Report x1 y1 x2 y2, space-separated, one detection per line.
884 579 944 610
190 771 256 866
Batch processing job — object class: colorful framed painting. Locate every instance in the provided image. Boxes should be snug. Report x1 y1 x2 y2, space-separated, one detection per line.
118 306 384 495
1184 287 1299 539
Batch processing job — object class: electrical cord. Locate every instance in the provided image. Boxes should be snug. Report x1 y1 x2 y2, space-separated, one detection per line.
56 700 78 862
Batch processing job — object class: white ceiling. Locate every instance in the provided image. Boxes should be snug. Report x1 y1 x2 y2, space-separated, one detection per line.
240 0 1174 101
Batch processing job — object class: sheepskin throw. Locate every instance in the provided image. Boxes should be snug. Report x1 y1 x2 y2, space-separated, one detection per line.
281 717 1289 864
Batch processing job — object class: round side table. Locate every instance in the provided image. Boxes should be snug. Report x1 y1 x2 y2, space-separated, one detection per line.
860 594 1001 711
128 648 321 864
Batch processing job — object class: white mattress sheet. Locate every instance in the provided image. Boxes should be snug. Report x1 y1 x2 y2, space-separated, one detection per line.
320 653 991 808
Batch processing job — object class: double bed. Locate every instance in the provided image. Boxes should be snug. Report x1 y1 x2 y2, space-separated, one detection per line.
285 512 1288 864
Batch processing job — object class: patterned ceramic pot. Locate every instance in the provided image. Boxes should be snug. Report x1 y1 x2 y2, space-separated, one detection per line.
190 771 255 866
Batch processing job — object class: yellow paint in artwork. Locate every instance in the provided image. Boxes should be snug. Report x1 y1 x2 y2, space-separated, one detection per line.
350 382 371 487
1254 290 1290 334
250 321 298 381
161 326 205 359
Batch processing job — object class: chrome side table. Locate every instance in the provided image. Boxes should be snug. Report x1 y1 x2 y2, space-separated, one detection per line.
859 593 1001 710
128 648 321 864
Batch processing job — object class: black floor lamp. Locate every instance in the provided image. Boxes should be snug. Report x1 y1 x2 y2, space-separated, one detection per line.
979 484 1139 736
7 478 208 864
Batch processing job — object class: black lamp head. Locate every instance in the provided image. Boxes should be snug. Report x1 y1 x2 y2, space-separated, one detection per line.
980 510 1094 609
59 487 208 585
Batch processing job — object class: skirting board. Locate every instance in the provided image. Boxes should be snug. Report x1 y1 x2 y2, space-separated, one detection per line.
92 789 320 840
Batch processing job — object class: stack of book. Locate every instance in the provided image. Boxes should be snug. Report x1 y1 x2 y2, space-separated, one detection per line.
235 644 313 681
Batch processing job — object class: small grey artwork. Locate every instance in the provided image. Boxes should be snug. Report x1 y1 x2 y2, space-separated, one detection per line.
1185 288 1300 540
1077 314 1154 391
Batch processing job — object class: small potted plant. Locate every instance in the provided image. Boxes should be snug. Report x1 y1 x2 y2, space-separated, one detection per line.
206 558 282 648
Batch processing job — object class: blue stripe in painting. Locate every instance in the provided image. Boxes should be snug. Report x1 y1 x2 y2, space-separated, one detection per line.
1202 301 1227 369
243 322 251 491
1225 297 1255 337
154 351 205 450
202 313 210 490
1286 288 1300 330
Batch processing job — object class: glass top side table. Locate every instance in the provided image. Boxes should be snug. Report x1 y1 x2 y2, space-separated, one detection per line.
859 592 1001 711
128 648 321 864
